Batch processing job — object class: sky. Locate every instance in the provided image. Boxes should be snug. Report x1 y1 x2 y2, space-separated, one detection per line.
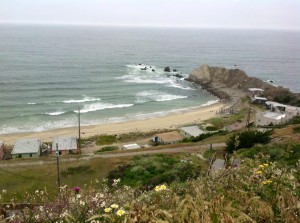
0 0 299 30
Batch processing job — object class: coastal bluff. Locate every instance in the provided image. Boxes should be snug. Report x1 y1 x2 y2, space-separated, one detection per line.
187 64 300 106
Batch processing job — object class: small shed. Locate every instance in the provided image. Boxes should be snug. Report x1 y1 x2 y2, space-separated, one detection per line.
11 139 41 159
153 131 184 144
179 126 205 138
248 88 264 98
0 141 4 160
52 136 78 155
122 143 141 150
251 96 267 105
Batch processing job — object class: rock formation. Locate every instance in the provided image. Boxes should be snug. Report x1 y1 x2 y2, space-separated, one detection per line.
164 66 171 72
187 64 300 106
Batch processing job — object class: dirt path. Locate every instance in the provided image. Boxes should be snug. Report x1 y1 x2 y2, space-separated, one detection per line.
0 143 226 167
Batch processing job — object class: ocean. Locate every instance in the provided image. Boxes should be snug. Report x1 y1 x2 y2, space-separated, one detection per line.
0 25 299 134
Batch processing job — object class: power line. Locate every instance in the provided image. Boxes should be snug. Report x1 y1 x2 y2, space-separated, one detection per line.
0 167 50 182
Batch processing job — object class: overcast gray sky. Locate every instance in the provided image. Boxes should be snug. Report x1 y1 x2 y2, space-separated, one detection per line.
0 0 299 30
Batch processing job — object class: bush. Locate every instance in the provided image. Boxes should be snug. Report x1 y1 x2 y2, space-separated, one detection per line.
95 135 117 146
226 130 272 153
205 126 218 131
95 146 119 153
108 154 202 189
181 130 225 143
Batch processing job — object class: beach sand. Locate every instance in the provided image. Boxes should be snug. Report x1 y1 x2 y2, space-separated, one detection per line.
1 103 226 145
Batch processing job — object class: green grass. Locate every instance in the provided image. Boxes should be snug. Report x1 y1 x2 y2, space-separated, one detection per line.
0 156 133 201
95 146 119 154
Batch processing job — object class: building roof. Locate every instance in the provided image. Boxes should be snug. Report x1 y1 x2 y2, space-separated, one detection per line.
11 139 41 155
266 101 287 108
155 131 184 143
249 88 264 92
263 111 286 120
179 126 205 137
52 136 78 151
122 144 141 150
253 96 267 100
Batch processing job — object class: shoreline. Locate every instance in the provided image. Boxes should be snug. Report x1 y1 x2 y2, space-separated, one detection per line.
0 102 226 145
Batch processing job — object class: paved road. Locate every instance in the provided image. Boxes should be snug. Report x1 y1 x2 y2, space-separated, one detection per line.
0 143 226 167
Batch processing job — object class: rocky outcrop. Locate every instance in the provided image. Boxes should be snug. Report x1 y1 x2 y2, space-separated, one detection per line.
187 64 300 106
164 66 171 72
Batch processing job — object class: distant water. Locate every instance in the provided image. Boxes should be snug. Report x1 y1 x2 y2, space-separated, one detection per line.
0 25 299 134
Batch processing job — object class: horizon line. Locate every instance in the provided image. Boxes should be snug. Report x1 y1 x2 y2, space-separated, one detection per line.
1 21 299 31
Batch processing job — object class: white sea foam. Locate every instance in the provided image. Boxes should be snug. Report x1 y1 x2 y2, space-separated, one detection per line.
136 90 188 103
27 102 37 105
44 111 66 116
63 96 101 104
76 103 134 113
200 99 220 107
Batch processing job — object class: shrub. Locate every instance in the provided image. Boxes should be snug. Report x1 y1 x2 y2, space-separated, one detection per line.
226 130 272 153
205 126 218 131
95 135 117 146
95 146 119 153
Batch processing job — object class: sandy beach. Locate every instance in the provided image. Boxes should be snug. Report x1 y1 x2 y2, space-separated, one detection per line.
0 102 226 145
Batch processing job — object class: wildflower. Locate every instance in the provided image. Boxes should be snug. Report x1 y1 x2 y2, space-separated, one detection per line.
155 186 161 191
263 163 269 167
91 220 100 223
80 200 86 206
111 204 119 209
76 194 82 199
104 207 112 213
259 164 264 168
256 170 262 175
35 190 39 194
160 184 167 190
117 209 125 216
2 189 7 194
155 184 167 191
73 186 80 194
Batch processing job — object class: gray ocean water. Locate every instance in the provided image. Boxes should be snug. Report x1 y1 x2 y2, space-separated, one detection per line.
0 25 299 134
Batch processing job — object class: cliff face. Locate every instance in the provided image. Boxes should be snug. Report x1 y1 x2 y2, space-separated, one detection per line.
187 64 300 106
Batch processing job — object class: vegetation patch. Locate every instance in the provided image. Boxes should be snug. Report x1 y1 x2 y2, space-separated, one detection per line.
108 154 203 189
61 165 94 177
95 146 119 154
226 130 272 153
182 130 226 143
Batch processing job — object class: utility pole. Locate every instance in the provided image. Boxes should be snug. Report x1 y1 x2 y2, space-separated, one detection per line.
246 102 252 129
78 107 81 155
56 143 61 192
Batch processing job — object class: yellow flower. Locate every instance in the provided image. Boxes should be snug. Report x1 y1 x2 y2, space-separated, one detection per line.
116 209 125 216
160 184 167 190
111 204 119 209
104 207 112 213
154 184 167 191
259 165 264 168
261 181 267 185
155 186 161 192
266 180 273 184
263 163 269 167
256 170 262 175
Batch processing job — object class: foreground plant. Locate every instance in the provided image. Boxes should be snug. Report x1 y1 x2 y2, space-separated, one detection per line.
1 156 299 222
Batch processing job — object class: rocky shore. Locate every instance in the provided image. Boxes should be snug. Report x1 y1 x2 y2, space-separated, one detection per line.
186 64 300 107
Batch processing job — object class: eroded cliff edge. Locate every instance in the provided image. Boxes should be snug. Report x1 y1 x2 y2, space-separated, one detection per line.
186 64 300 106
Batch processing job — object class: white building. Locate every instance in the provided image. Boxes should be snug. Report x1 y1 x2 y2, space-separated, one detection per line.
256 101 300 126
179 126 205 138
11 139 41 159
122 144 141 150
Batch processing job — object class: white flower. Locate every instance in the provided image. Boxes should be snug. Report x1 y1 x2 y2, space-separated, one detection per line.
2 189 7 194
80 200 86 206
76 194 82 199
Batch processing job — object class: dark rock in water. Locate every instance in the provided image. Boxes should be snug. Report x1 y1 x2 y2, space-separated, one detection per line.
150 66 152 68
173 69 177 72
174 73 184 78
152 69 155 72
139 63 142 65
141 67 147 71
164 66 171 72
